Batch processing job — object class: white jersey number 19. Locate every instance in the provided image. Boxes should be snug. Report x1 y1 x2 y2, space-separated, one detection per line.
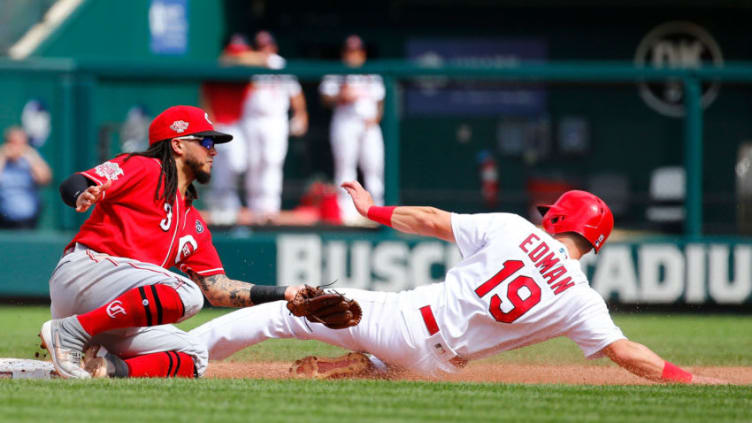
474 260 542 323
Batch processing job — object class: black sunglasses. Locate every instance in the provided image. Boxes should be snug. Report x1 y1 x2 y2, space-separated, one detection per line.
176 136 215 150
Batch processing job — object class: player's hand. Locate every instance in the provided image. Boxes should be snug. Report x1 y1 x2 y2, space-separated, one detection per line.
284 284 307 302
341 180 373 217
289 114 308 137
76 180 111 212
339 84 357 103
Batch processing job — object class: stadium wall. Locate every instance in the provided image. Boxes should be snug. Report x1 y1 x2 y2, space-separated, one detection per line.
2 232 750 306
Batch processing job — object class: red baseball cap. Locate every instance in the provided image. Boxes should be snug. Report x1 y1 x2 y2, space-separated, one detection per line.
224 33 251 55
148 105 233 145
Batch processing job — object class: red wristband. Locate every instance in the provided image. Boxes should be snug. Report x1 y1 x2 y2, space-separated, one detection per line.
367 206 396 227
661 361 693 383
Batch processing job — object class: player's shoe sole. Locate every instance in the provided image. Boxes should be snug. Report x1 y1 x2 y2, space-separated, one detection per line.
40 320 91 379
289 352 373 379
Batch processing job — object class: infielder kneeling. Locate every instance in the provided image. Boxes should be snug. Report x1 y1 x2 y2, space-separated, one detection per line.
191 181 726 384
41 105 343 379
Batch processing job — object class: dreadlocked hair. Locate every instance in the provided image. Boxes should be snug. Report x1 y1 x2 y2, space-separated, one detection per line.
125 140 177 203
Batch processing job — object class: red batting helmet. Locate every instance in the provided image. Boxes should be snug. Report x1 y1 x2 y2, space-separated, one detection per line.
537 190 614 253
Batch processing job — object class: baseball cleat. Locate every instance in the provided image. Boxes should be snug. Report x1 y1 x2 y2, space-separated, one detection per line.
40 319 91 379
289 352 373 379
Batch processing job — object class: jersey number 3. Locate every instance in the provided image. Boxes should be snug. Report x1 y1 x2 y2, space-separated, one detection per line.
474 259 541 323
160 203 172 231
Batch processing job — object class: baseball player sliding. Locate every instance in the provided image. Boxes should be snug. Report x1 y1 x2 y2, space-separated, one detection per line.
191 181 726 384
40 105 357 379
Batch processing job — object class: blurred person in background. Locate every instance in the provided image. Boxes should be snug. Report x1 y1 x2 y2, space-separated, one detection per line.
239 30 308 224
0 126 52 229
202 33 256 226
320 35 385 225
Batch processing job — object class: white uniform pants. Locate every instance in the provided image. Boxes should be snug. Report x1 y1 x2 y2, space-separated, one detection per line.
48 244 209 376
330 117 384 222
189 288 460 377
242 115 289 214
206 122 247 219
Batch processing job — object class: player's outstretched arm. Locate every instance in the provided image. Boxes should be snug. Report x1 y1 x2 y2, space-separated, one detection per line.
603 339 728 384
186 271 300 308
341 180 455 242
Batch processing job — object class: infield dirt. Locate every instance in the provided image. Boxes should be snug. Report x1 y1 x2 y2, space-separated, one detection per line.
205 361 752 385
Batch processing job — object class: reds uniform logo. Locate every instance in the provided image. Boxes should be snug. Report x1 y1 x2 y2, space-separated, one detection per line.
175 235 198 264
170 120 189 133
195 219 204 233
94 161 124 181
105 300 127 318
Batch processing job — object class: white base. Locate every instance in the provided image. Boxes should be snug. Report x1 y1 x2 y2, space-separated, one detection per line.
0 358 58 379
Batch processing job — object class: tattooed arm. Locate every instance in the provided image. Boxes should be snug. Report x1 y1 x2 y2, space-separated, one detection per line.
187 271 301 308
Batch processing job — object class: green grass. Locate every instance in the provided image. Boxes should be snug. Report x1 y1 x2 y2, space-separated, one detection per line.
2 306 751 423
0 379 750 423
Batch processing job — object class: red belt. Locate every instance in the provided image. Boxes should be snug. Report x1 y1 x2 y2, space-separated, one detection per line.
419 305 439 336
419 305 468 368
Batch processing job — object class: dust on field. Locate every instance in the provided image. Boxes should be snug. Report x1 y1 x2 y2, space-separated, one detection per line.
205 361 752 385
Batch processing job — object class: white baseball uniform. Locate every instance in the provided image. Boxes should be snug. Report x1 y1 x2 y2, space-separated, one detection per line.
240 74 302 215
191 213 625 376
207 122 247 224
203 81 251 223
319 74 385 222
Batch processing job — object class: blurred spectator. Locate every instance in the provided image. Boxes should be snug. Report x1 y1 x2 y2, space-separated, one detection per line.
320 35 385 225
0 126 52 228
231 178 341 227
239 30 308 223
202 33 257 225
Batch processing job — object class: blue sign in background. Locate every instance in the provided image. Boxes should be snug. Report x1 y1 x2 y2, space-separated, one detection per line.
406 38 548 116
149 0 188 55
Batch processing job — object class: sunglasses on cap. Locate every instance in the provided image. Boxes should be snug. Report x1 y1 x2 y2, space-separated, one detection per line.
175 135 215 150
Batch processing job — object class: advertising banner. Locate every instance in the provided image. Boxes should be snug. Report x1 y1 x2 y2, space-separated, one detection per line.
277 235 752 305
405 38 547 116
3 233 751 305
149 0 188 55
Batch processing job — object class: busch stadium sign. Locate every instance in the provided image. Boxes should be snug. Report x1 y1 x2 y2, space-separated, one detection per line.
277 236 752 305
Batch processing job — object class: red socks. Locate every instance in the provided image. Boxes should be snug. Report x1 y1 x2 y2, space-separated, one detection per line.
77 284 185 336
75 285 194 378
125 352 195 378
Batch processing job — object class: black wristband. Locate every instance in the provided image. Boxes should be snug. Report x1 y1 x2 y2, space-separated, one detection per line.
59 173 95 208
250 285 288 305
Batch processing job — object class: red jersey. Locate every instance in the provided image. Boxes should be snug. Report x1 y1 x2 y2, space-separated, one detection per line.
68 155 224 277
